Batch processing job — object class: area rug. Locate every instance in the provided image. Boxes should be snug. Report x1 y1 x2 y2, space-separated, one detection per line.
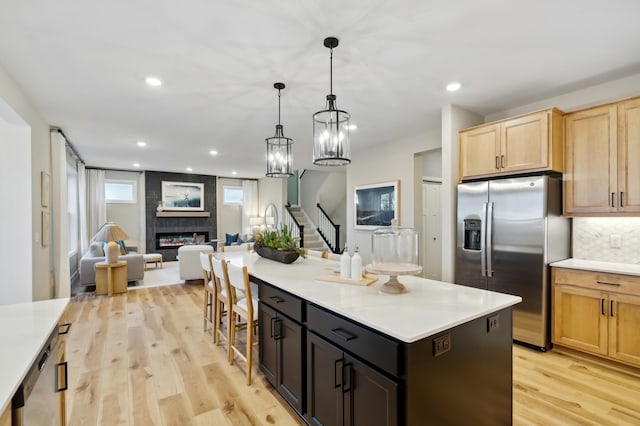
131 261 184 290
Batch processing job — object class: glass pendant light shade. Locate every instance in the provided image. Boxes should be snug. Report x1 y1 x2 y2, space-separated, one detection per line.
266 82 294 177
312 37 351 166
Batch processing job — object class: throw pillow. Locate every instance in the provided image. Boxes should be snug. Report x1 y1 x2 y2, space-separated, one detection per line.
116 240 128 254
225 233 239 246
88 242 104 257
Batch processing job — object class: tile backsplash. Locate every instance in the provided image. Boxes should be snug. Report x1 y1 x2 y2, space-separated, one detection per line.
572 217 640 264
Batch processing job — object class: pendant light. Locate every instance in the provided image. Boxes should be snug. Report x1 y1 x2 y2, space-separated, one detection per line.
313 37 351 166
266 82 294 177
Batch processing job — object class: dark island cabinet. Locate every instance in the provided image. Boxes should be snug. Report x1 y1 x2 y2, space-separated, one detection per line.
306 331 399 426
258 282 304 415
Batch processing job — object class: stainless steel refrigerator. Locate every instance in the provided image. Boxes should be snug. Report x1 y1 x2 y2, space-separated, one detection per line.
455 175 570 350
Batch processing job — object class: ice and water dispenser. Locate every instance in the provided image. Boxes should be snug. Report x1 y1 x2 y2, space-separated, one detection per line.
463 219 482 251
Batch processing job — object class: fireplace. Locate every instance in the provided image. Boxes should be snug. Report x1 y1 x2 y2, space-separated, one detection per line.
156 231 209 250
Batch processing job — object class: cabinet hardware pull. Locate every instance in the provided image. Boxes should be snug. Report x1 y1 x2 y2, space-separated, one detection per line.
58 322 72 335
331 328 357 341
334 359 343 388
601 299 605 316
343 363 353 393
55 362 68 392
620 192 624 207
274 319 283 340
270 317 275 339
610 300 614 317
495 156 499 170
269 295 285 303
611 192 615 207
596 280 620 286
501 155 505 168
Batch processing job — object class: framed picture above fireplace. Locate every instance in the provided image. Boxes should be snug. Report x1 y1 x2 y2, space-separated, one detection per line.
162 181 204 211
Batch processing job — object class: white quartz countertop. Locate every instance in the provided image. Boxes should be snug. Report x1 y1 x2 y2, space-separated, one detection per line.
220 253 521 344
0 298 69 414
550 258 640 276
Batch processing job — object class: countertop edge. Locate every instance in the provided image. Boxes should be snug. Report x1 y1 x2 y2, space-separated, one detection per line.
0 298 69 415
550 259 640 277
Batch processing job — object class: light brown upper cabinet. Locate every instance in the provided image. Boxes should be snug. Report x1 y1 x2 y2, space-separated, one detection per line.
459 108 564 182
564 97 640 215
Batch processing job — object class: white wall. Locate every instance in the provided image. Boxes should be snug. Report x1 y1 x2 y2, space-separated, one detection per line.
422 149 442 178
258 177 286 227
346 130 440 264
0 64 52 302
0 110 32 304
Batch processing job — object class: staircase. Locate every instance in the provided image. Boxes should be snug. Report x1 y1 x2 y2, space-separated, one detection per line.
287 206 325 250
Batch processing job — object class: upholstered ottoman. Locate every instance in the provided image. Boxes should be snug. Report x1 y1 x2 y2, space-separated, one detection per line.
143 253 163 270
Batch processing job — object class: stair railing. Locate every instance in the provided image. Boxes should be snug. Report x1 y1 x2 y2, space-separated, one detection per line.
284 203 304 248
316 203 341 253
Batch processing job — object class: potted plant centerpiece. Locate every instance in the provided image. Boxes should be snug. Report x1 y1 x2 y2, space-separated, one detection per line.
253 225 305 264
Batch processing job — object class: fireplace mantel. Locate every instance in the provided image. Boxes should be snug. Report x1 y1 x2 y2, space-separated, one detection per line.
156 211 210 218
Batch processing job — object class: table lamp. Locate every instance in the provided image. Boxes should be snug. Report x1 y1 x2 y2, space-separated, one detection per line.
93 222 129 263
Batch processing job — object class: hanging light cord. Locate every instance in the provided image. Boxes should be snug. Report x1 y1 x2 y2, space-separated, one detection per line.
329 47 334 95
277 88 281 125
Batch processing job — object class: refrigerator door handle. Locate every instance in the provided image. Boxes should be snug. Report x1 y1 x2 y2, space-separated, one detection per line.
480 202 487 277
486 202 494 277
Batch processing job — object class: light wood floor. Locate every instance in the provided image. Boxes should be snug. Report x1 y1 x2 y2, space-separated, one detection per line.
63 285 640 425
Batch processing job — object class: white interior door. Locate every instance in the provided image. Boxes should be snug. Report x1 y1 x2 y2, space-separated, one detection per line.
423 181 442 280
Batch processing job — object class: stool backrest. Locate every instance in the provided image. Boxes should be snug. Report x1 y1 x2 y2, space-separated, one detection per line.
200 252 213 285
225 262 254 312
211 256 227 295
221 244 249 252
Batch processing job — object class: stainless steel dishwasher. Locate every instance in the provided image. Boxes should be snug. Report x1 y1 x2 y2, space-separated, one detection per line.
12 325 68 426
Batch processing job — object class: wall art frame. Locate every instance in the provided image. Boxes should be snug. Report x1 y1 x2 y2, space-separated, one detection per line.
354 180 400 230
161 181 204 211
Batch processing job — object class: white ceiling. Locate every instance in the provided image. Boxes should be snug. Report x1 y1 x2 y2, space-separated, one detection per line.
1 1 640 178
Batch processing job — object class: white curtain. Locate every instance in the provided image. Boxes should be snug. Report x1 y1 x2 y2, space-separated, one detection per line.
77 161 88 254
86 168 106 239
137 172 146 253
50 131 70 298
242 180 258 235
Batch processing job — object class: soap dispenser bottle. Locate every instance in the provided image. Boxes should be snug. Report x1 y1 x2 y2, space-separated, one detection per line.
340 245 351 280
351 245 362 281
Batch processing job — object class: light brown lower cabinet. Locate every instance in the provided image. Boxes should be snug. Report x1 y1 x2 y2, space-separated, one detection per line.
552 268 640 367
0 402 11 426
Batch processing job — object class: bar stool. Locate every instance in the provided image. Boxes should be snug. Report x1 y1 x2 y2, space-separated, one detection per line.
221 244 249 252
225 261 259 385
199 252 215 337
211 256 234 346
305 248 327 258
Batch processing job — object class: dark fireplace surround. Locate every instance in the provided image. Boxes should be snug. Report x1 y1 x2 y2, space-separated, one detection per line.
145 171 217 261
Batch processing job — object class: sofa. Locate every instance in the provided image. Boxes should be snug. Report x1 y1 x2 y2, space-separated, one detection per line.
217 233 254 252
79 242 145 286
178 244 214 281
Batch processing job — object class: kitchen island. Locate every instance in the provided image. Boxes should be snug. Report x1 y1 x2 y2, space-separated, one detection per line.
222 253 521 425
0 298 69 419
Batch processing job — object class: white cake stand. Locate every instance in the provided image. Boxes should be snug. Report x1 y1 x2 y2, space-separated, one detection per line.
365 263 423 294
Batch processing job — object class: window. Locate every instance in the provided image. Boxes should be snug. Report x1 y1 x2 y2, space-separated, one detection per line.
105 179 137 203
223 186 244 205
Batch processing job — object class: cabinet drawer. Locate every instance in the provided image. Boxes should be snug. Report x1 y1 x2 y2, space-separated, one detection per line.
307 304 401 377
553 268 640 296
258 282 303 323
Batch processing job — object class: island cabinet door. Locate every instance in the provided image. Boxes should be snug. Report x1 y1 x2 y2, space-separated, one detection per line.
277 314 304 414
307 332 343 426
344 355 398 426
258 303 278 386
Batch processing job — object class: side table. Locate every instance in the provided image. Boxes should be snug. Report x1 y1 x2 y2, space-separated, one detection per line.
95 261 128 296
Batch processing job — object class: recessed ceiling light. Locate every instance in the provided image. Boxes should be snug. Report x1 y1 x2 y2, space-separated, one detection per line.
209 150 218 156
446 82 461 92
231 171 237 176
132 163 140 168
145 76 162 87
136 141 147 147
186 167 193 172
